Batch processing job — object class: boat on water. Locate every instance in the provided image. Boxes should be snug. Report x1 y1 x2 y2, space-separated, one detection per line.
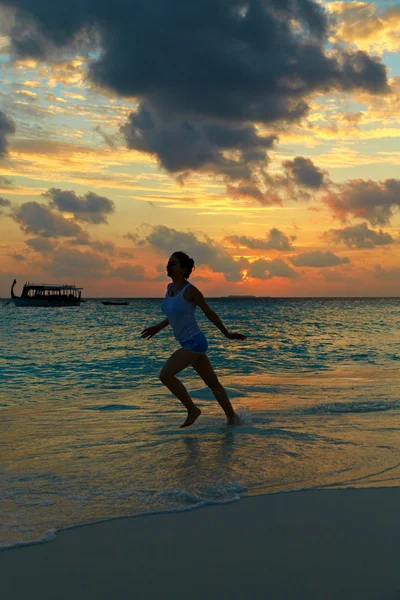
10 279 83 307
101 301 129 306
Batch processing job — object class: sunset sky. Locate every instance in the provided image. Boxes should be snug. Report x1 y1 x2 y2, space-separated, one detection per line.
0 0 399 297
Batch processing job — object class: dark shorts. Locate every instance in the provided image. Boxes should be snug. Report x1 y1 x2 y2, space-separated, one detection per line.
180 331 208 354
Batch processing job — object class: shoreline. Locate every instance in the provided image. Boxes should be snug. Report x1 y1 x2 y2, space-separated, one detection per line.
1 479 397 553
0 493 242 553
2 486 399 599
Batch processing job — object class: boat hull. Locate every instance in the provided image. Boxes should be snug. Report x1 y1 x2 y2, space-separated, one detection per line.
12 298 81 307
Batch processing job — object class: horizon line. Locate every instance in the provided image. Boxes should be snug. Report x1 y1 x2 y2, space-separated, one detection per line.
60 295 400 299
1 296 399 300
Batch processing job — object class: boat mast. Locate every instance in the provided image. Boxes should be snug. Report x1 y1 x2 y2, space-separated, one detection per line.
11 279 18 299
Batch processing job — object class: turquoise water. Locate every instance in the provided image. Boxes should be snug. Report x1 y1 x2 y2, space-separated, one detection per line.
1 298 399 548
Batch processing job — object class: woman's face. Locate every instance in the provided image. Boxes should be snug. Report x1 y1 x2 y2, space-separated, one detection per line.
166 255 185 278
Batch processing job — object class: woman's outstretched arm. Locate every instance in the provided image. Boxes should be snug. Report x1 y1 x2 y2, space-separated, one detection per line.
189 287 247 340
141 318 169 340
157 317 170 330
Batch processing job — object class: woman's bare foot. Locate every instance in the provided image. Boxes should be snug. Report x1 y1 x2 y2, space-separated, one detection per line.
180 406 202 428
227 413 242 426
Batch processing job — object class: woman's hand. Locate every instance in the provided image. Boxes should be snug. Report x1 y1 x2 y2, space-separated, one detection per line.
140 325 161 340
226 331 247 340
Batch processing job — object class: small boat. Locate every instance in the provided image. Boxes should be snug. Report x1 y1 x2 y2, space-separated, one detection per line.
11 279 83 307
101 301 129 306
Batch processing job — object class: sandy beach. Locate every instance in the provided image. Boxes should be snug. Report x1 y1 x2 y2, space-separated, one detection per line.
2 486 399 600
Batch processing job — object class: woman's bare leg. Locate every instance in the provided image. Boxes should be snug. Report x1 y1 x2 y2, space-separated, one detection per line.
210 385 237 423
159 348 202 427
191 354 240 424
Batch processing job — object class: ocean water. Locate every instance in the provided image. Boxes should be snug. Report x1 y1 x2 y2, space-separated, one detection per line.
1 297 399 549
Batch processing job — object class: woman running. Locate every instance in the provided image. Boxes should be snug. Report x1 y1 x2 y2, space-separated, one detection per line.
140 251 247 428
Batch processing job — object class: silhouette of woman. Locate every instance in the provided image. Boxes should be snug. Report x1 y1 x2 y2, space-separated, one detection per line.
140 251 247 428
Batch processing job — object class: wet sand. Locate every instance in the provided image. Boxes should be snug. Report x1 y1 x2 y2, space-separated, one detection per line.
1 487 399 600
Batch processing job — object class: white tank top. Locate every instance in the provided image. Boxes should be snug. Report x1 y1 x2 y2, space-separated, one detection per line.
161 282 201 343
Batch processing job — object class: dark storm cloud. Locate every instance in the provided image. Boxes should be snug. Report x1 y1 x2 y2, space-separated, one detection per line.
3 0 387 109
91 240 116 255
93 125 117 149
43 188 115 224
226 183 282 206
0 3 14 35
0 175 13 188
25 236 56 253
283 156 326 189
12 201 84 238
290 251 350 268
67 234 117 256
0 110 16 156
89 3 387 121
9 252 25 261
323 179 400 226
248 258 299 280
1 0 388 187
0 196 11 214
323 222 396 249
121 104 276 179
124 232 141 245
225 228 296 251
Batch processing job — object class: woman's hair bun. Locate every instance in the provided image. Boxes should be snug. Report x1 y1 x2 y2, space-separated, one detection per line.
172 251 195 278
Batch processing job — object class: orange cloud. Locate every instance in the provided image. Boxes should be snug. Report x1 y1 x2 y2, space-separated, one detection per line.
328 2 400 55
15 90 38 100
45 92 67 103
